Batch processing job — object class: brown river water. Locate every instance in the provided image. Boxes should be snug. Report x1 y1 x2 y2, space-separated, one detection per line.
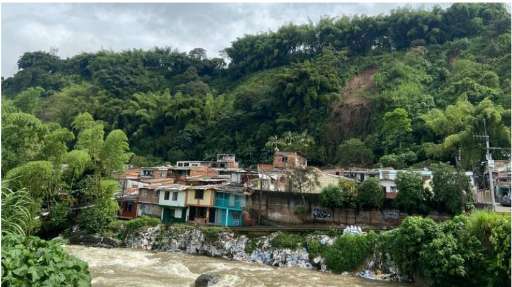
66 245 404 287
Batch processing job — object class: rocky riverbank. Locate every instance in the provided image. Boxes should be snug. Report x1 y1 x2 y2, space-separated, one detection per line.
119 224 399 282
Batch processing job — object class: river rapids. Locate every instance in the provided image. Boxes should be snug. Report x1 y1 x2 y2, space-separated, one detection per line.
66 245 404 287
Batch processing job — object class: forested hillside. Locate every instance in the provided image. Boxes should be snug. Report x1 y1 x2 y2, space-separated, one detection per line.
2 3 510 172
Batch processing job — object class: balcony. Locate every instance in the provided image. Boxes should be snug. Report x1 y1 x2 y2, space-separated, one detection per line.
214 194 244 210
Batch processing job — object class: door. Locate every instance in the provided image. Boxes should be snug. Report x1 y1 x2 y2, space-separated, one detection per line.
162 208 173 224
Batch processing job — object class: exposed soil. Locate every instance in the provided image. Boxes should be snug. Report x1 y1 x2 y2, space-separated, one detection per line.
326 66 378 146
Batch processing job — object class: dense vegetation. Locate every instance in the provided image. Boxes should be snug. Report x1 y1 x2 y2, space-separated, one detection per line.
320 162 473 215
1 186 92 286
303 211 510 286
1 234 91 286
2 4 509 171
1 3 510 285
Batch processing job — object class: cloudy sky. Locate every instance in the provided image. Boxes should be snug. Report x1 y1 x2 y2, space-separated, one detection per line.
2 3 445 77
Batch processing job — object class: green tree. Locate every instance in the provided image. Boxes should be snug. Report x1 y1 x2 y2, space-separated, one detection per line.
381 108 412 153
320 184 343 209
423 98 510 169
388 216 441 280
76 178 119 233
336 138 374 167
40 125 75 165
5 161 60 202
395 171 430 214
12 87 44 114
357 178 384 209
100 129 132 176
431 163 471 214
1 112 48 173
338 179 358 208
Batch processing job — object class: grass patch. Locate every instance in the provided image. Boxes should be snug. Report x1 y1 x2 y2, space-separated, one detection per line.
270 232 305 249
245 238 259 254
121 216 160 238
201 226 225 242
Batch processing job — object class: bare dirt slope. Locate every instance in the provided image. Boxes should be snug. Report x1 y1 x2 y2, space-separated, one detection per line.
326 66 377 146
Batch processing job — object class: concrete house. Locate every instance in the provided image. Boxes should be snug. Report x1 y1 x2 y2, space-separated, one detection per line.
185 185 218 224
158 184 188 224
137 178 175 218
272 151 307 169
116 168 143 219
213 184 245 226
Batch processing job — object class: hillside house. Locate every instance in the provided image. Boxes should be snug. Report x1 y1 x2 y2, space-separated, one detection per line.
272 151 307 169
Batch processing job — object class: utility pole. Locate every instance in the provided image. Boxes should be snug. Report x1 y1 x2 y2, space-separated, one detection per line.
474 120 496 211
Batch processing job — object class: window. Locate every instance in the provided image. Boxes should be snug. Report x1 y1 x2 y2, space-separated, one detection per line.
164 191 170 200
160 170 166 177
195 190 204 199
172 192 178 201
142 170 153 177
127 203 132 212
282 156 288 162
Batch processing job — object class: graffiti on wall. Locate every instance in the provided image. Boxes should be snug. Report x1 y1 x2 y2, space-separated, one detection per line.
382 209 400 220
312 207 332 220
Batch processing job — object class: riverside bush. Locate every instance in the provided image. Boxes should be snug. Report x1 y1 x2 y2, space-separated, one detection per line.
201 226 225 242
324 233 375 273
387 212 511 286
1 234 91 286
305 238 323 259
270 232 305 249
125 216 160 235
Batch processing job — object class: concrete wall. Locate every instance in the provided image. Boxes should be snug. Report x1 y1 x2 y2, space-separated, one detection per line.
139 188 159 204
138 203 161 217
245 191 449 227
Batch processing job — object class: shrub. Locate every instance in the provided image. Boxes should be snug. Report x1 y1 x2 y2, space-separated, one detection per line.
107 220 128 239
270 232 305 249
43 201 71 234
324 234 374 273
125 216 160 235
466 211 511 286
1 234 91 286
305 238 323 259
77 199 119 234
201 226 225 242
388 216 441 279
245 238 259 254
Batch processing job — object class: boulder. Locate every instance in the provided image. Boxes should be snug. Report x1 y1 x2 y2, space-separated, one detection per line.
194 273 219 287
